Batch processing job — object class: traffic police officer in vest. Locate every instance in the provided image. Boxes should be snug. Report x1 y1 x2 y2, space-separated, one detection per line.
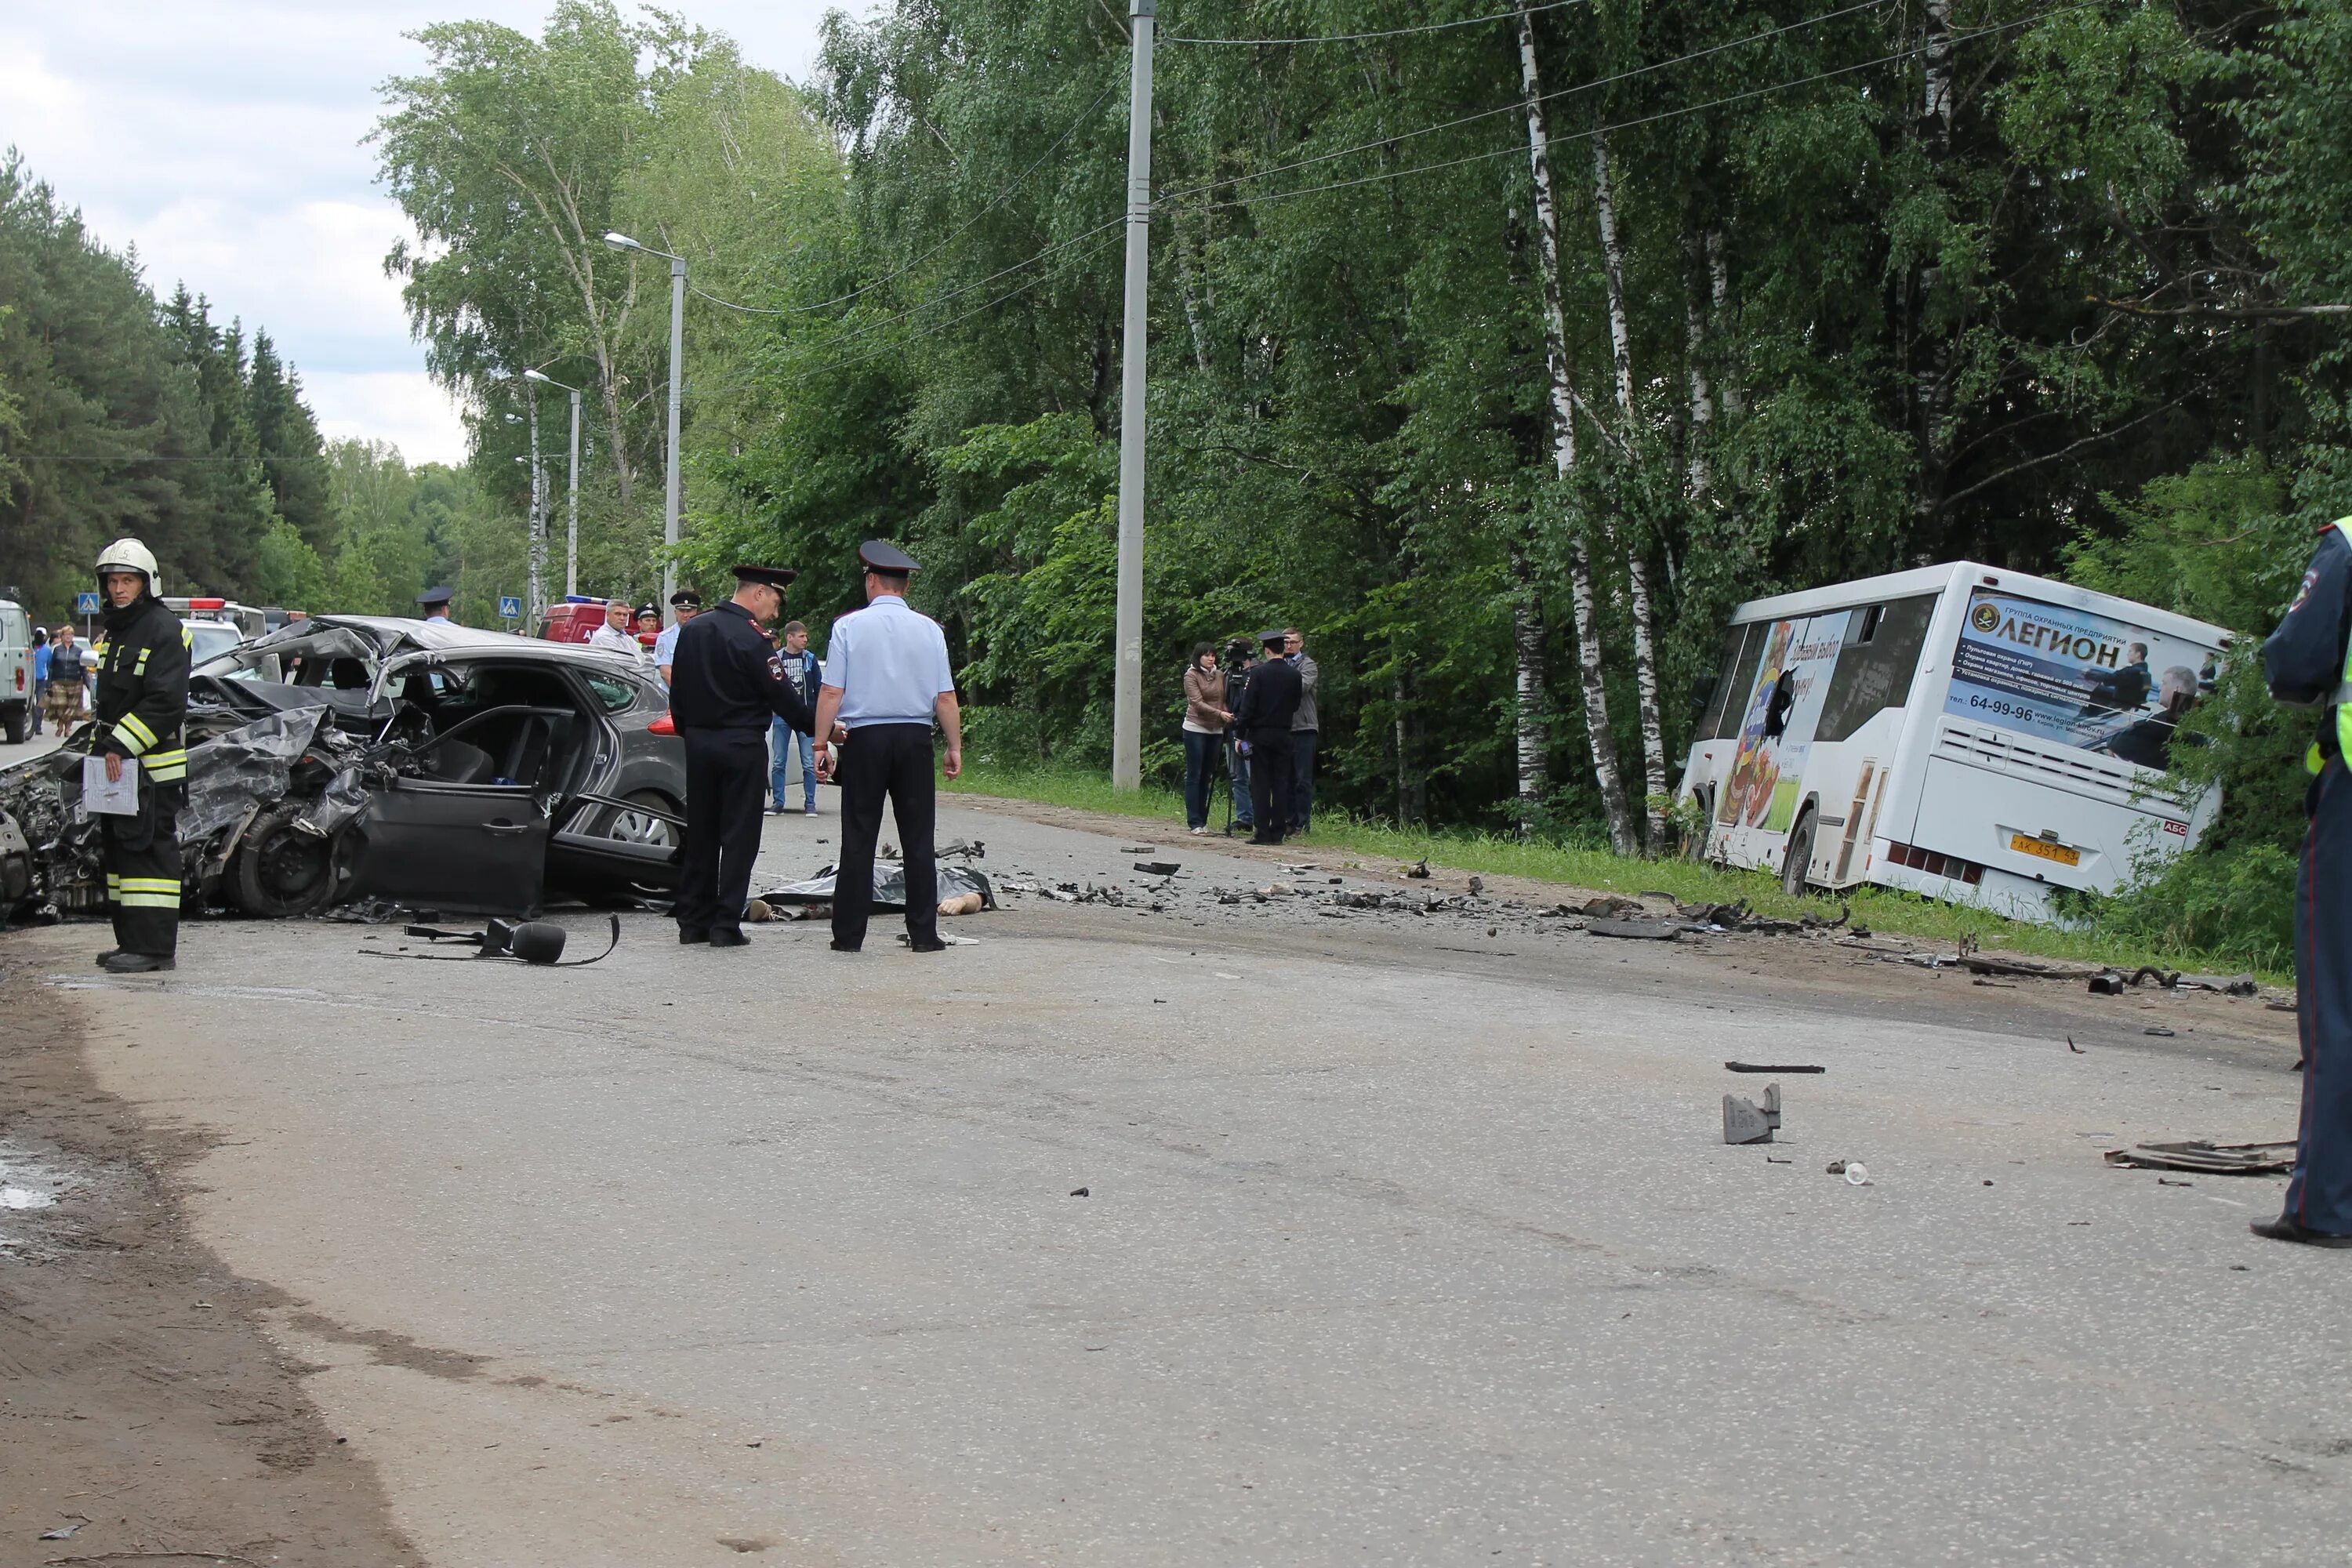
668 564 818 947
2259 514 2352 1247
89 538 191 974
811 541 962 953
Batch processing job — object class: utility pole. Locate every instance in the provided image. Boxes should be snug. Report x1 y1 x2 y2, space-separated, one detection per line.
663 254 686 614
1110 0 1156 791
604 233 689 619
526 394 545 623
528 368 584 597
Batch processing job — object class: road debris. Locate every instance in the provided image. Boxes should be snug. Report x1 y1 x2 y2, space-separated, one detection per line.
1133 860 1181 877
1591 917 1682 942
365 915 621 967
1726 1061 1824 1074
1723 1094 1774 1144
2145 1025 2177 1037
1406 858 1431 878
1723 1084 1781 1145
760 862 996 912
2103 1140 2296 1175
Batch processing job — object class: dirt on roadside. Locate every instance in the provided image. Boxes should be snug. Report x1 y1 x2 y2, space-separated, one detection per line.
0 963 415 1567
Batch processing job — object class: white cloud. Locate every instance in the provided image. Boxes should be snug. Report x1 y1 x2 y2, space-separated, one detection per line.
306 371 470 468
1 2 834 459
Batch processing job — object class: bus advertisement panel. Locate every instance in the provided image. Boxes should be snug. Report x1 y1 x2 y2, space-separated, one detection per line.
1944 588 2217 771
1717 612 1848 831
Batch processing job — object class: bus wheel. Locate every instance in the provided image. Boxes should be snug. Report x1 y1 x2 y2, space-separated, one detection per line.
1779 808 1816 898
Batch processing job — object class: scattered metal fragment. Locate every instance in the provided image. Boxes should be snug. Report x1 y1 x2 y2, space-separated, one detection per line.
2067 1036 2085 1053
1406 858 1431 879
1725 1062 1824 1074
2145 1025 2177 1037
1133 861 1181 877
1589 917 1681 941
938 838 986 861
1765 1156 1792 1164
1965 955 2101 981
1826 1160 1848 1174
2102 1140 2296 1176
2158 1177 2195 1187
1069 1186 1090 1197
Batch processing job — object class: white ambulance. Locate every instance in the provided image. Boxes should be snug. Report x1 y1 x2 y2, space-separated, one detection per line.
1677 562 2232 923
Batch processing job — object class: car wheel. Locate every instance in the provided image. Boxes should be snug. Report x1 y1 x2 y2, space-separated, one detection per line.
1779 807 1817 898
232 801 338 918
610 790 680 851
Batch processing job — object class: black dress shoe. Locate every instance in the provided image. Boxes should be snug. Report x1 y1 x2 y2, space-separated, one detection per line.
2251 1215 2352 1248
1249 835 1283 846
907 937 947 953
93 949 121 967
829 939 862 953
709 927 750 948
678 927 709 945
100 952 174 975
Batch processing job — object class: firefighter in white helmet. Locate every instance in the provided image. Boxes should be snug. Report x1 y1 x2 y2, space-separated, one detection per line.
89 539 191 973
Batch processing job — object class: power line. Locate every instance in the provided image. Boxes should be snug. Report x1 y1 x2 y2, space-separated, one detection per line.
1158 0 1892 205
1165 0 1587 45
1197 4 2093 213
797 230 1131 379
799 217 1127 353
778 78 1121 318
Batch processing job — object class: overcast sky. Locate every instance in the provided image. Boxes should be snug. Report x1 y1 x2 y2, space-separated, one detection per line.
0 2 834 466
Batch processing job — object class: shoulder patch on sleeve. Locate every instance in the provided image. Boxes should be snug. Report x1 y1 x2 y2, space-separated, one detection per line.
766 652 786 681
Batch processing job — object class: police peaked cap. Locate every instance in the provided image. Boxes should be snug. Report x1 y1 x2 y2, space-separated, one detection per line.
416 585 455 607
731 564 798 590
669 588 703 608
858 539 920 576
1258 627 1289 648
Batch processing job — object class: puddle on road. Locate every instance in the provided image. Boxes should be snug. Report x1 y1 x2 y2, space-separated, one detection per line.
0 1142 80 1255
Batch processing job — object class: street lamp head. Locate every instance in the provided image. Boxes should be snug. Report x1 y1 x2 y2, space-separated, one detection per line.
524 368 553 385
603 231 640 252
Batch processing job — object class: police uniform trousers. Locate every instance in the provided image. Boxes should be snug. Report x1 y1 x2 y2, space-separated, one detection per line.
103 781 182 959
677 727 768 937
1246 728 1295 844
833 723 938 949
2291 758 2352 1232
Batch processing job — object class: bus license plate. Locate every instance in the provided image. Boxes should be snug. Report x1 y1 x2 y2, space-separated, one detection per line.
2009 834 2080 867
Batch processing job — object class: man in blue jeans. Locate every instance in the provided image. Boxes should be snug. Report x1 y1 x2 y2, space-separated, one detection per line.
29 628 50 735
769 619 822 815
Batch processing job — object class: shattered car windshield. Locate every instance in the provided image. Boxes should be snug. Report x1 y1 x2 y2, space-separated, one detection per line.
197 625 381 688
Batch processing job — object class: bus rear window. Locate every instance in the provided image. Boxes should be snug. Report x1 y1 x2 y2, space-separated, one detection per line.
1704 622 1768 739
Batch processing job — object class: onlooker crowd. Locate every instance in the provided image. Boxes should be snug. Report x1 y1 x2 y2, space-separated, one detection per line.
1180 625 1319 840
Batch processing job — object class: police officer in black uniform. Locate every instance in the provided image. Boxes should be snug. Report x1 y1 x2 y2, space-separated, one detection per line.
2258 515 2352 1247
667 564 816 947
89 538 191 974
1229 628 1301 845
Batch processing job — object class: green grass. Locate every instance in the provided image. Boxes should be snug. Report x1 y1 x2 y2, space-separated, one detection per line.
944 761 2283 980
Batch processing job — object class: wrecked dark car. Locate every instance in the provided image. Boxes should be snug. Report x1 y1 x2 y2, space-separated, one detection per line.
187 613 517 735
0 635 686 924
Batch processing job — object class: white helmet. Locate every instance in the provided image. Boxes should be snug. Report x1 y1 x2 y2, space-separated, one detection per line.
95 537 161 599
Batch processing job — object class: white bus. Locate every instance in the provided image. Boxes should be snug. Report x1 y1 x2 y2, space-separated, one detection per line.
1676 562 2232 923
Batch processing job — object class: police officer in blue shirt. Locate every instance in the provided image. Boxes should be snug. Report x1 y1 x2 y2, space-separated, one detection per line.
669 564 817 948
811 541 962 953
2259 517 2352 1247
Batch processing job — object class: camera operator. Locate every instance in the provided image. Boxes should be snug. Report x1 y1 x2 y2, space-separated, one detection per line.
1221 637 1257 836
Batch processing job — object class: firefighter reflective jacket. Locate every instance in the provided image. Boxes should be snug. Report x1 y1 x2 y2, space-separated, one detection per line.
92 596 191 785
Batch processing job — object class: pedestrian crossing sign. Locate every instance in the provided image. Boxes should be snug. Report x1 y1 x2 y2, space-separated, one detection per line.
75 591 100 615
499 595 522 621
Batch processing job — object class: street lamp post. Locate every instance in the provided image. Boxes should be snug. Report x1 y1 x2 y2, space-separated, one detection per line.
603 231 685 619
524 368 583 598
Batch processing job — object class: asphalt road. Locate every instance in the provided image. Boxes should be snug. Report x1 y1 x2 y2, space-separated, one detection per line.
8 797 2339 1566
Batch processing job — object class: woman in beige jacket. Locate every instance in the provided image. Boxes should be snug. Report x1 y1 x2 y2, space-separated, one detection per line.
1181 643 1233 833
